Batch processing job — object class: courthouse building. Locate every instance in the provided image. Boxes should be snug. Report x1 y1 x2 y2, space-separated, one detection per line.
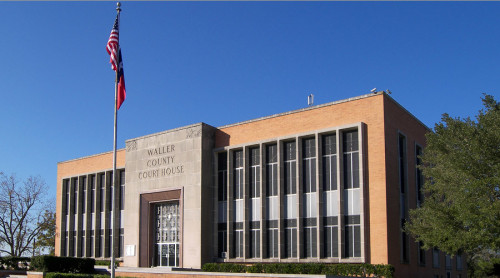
55 92 466 278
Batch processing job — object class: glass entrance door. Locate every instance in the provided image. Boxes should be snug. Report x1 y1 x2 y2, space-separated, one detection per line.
154 201 180 267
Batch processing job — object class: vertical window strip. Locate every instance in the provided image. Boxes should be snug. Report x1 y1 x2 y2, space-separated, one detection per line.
343 130 359 189
415 145 424 207
284 141 296 195
266 144 278 196
322 134 337 191
120 170 125 210
399 133 409 263
81 176 87 214
91 176 95 213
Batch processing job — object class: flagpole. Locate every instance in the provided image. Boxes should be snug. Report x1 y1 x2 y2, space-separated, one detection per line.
111 3 121 278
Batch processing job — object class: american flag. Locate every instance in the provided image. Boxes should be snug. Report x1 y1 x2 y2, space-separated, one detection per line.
106 15 120 71
106 14 126 109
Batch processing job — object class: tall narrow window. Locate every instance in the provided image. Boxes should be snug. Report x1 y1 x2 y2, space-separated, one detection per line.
64 180 70 216
249 147 260 258
81 176 87 214
266 144 278 258
418 241 426 266
100 174 105 213
343 130 361 258
415 145 424 207
399 133 409 263
284 141 297 258
72 179 78 215
119 170 125 210
233 150 244 258
322 134 338 257
90 176 95 213
303 137 317 258
217 152 228 258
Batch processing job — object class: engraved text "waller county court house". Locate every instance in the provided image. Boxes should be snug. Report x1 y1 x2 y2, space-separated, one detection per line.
138 145 184 180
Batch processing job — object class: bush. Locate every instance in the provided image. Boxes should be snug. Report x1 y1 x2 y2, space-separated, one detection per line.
94 260 111 266
45 274 110 278
202 262 394 278
31 256 95 273
0 256 31 270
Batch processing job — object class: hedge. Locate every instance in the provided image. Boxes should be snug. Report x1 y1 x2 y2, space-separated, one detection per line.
202 263 394 278
31 256 95 273
0 256 31 270
44 274 110 278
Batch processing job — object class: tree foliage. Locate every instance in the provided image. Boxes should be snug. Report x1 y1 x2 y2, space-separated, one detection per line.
406 94 500 260
0 172 51 256
35 209 56 255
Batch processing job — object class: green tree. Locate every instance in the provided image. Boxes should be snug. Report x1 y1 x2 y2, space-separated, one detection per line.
34 209 56 255
406 95 500 270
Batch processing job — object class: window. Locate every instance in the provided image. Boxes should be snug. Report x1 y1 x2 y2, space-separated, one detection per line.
343 131 359 189
64 180 70 216
345 215 361 257
322 134 337 191
234 223 243 258
81 177 86 214
250 147 260 198
119 170 125 210
72 179 78 215
446 254 452 270
233 151 243 200
303 138 316 193
303 221 317 258
284 141 296 194
217 152 228 258
250 223 260 258
267 221 278 258
100 174 105 213
418 241 426 266
399 133 409 263
415 145 424 207
90 230 95 257
90 176 95 213
324 216 338 258
433 248 440 268
266 144 278 196
456 253 463 270
285 224 297 258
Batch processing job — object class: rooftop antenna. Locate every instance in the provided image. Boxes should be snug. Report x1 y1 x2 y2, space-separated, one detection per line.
371 88 377 94
308 94 314 106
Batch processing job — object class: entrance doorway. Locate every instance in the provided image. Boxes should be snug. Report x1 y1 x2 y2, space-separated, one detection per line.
153 201 180 267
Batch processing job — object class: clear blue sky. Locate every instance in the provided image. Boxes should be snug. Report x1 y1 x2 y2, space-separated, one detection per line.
0 1 498 198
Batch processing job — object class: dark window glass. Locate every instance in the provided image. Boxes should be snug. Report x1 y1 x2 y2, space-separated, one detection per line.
119 170 125 210
218 227 227 257
284 141 296 195
416 145 424 206
100 174 105 213
418 241 426 266
81 177 87 214
303 138 316 193
234 229 244 258
233 151 243 199
304 226 317 258
218 153 228 201
343 130 359 189
64 180 70 216
90 230 95 257
90 176 95 213
267 228 278 258
266 144 278 196
285 227 297 258
72 179 78 215
345 224 361 257
324 219 338 258
250 148 260 198
250 229 260 258
323 134 337 191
